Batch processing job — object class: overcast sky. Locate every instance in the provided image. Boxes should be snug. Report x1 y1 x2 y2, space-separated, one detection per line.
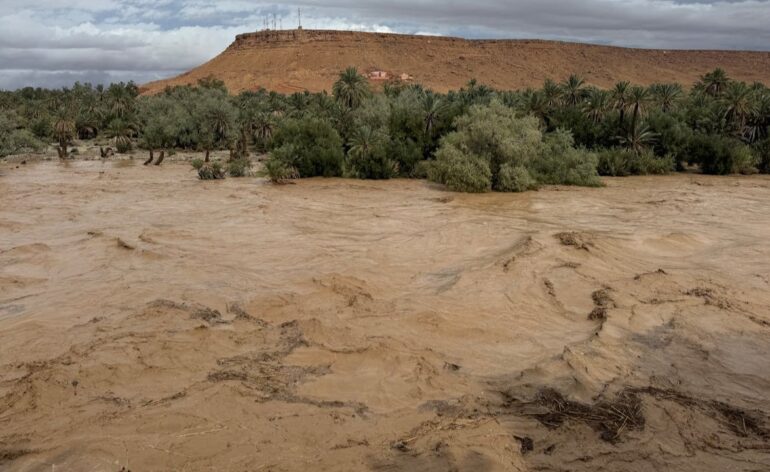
1 0 769 90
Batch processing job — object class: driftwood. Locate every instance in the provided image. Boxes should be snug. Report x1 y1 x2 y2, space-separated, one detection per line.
100 147 115 158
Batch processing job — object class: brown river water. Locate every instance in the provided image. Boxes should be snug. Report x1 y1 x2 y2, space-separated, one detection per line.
1 160 769 471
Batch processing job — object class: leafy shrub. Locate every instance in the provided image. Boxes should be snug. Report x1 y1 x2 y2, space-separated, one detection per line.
687 134 756 175
192 159 225 180
430 102 601 192
597 148 674 176
265 159 300 183
0 129 45 157
597 148 631 176
410 160 432 179
227 158 251 177
731 145 758 175
268 117 344 177
754 139 770 174
497 163 538 192
429 145 492 192
530 130 602 187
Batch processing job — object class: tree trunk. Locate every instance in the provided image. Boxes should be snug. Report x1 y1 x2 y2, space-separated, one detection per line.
57 143 67 159
154 150 165 166
143 149 154 166
205 149 210 162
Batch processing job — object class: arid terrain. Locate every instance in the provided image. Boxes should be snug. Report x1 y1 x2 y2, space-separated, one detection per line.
1 160 769 471
141 30 770 94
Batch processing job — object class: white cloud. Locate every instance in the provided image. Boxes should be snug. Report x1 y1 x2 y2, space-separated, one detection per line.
1 0 769 89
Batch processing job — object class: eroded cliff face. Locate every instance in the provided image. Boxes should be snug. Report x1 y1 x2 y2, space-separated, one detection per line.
141 29 770 94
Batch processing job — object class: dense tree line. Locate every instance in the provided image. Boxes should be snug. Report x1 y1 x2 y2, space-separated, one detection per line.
1 67 769 190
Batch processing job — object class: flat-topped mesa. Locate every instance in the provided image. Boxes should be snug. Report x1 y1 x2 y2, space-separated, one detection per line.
229 29 471 49
141 29 770 95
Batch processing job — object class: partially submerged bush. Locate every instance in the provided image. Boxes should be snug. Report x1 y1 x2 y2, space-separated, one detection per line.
0 129 45 157
687 134 757 175
755 139 770 174
267 117 344 178
497 163 538 192
429 100 601 192
227 157 251 177
0 113 45 157
265 159 300 183
597 148 674 176
192 158 225 180
429 145 493 192
529 130 602 187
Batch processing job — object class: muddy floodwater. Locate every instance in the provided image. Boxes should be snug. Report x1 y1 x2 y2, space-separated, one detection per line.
1 160 769 471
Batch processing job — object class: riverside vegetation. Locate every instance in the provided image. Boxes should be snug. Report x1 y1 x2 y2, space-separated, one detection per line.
1 67 769 190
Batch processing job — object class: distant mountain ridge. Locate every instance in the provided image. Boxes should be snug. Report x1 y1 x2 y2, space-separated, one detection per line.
141 29 770 94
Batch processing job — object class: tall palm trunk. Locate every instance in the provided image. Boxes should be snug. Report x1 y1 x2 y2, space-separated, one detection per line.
144 149 154 165
57 140 67 159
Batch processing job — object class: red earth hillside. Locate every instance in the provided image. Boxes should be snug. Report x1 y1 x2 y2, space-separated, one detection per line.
141 29 770 94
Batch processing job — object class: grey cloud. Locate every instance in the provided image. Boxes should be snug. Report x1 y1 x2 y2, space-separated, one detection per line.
1 0 769 90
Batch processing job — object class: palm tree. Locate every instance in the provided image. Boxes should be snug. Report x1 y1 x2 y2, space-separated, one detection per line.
611 81 632 125
253 112 276 152
541 79 563 108
743 92 770 143
422 94 447 136
524 91 550 127
583 89 610 123
348 125 382 161
651 83 683 112
628 86 651 132
722 81 755 132
332 67 370 109
562 74 586 106
699 68 730 97
107 85 135 119
107 118 135 153
618 121 657 154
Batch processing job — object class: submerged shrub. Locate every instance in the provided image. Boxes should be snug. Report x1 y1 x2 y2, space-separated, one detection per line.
265 159 300 183
268 117 344 177
192 159 225 180
597 148 631 177
597 148 674 176
755 139 770 174
429 145 492 192
429 101 600 192
227 157 251 177
530 130 601 187
497 163 538 192
687 134 756 175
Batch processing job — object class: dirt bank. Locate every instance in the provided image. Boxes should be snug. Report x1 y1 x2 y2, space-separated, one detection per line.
1 161 769 471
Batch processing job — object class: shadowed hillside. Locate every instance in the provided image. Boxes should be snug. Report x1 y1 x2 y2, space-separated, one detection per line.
141 29 770 94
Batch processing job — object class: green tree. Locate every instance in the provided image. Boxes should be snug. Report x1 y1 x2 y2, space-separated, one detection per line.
268 116 344 177
333 67 371 109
